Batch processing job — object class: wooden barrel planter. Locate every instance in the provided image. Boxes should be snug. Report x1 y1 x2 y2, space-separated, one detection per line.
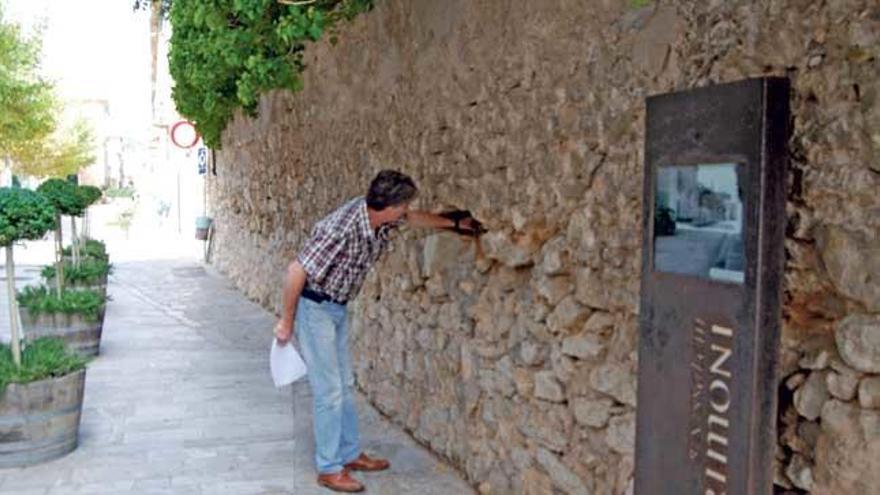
20 306 106 357
0 369 86 467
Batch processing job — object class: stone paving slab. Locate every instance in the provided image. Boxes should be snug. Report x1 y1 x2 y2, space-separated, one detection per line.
0 259 473 494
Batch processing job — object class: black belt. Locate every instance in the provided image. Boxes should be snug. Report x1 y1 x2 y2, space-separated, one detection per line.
301 287 346 305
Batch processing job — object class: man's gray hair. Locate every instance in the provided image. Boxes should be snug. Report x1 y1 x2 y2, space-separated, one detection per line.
366 170 418 210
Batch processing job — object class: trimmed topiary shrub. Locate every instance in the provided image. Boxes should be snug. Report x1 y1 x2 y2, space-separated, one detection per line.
0 187 57 367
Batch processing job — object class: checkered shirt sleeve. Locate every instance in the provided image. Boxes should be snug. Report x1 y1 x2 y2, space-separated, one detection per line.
296 226 347 285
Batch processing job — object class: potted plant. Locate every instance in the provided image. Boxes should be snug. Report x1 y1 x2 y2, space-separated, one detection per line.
17 285 106 356
62 237 109 264
36 179 83 297
20 181 108 357
65 184 102 266
49 184 109 293
0 187 88 467
75 184 102 243
40 257 112 296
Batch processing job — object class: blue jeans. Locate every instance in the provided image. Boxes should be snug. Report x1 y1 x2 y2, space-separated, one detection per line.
295 298 361 474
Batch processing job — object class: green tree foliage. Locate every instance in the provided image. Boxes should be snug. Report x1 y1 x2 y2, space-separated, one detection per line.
168 0 372 148
13 119 96 178
0 7 57 166
0 338 88 390
0 187 57 368
76 185 103 211
0 187 57 247
37 178 86 217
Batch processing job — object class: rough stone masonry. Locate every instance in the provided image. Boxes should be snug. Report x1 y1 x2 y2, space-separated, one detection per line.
206 1 880 493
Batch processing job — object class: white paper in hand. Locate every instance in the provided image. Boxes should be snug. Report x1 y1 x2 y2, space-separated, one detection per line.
270 339 307 387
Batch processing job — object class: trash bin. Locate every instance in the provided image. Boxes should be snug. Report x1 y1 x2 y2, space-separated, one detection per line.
195 216 213 240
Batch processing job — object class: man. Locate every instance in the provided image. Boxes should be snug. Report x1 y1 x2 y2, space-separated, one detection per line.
274 170 478 493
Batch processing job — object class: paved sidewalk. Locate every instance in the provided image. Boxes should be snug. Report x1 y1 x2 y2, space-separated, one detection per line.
0 259 472 494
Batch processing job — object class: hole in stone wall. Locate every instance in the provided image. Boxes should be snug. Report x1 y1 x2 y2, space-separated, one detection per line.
785 212 799 239
787 147 807 206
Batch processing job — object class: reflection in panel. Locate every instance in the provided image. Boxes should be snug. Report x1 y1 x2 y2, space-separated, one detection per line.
654 163 744 283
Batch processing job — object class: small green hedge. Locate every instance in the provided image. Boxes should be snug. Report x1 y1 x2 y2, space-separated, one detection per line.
61 238 108 261
0 338 88 390
17 286 106 321
42 258 112 286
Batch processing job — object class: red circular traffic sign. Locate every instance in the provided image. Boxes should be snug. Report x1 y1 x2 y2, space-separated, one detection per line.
170 121 201 148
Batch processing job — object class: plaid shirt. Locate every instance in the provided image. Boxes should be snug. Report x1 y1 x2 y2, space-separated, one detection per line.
297 196 401 303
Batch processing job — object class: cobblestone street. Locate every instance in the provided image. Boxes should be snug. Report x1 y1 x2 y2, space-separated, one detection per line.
0 255 471 494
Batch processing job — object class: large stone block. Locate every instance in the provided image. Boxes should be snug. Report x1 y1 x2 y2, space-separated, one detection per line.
573 396 614 428
813 400 880 493
562 333 604 360
835 313 880 373
826 369 860 401
547 296 591 334
536 448 590 495
859 376 880 409
483 231 537 268
606 412 636 455
534 371 565 403
794 371 830 421
536 275 574 306
817 227 880 311
589 363 637 406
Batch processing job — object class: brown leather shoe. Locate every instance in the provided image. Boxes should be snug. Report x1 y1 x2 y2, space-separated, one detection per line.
317 470 365 493
344 453 391 472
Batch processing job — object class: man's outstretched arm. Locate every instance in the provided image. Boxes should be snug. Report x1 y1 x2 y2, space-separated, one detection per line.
274 260 307 344
406 210 456 230
407 209 482 233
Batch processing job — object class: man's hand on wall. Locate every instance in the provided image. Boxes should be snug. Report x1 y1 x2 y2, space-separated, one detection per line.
456 216 484 236
438 209 486 237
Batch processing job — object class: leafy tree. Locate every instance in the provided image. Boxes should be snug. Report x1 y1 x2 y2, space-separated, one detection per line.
77 185 102 208
13 119 96 178
0 187 56 367
168 0 372 148
37 179 83 295
69 185 103 266
37 178 83 216
0 6 57 169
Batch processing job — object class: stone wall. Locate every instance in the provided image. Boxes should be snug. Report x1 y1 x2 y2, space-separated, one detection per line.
208 1 880 493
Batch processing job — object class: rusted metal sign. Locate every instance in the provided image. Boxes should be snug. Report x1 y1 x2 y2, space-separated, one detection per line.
635 78 789 494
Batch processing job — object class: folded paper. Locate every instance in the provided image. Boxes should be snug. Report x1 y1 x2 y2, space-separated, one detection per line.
270 339 307 387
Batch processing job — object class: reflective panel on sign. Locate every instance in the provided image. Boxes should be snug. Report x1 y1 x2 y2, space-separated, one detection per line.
654 163 744 283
